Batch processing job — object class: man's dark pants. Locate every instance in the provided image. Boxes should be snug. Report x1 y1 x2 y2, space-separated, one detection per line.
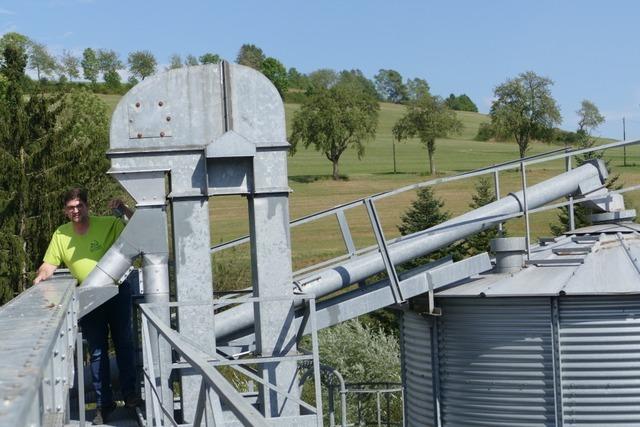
80 278 136 407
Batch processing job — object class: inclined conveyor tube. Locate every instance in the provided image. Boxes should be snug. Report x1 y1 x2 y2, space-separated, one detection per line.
215 160 608 340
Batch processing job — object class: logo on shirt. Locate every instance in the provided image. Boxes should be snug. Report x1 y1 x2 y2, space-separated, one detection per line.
89 240 103 252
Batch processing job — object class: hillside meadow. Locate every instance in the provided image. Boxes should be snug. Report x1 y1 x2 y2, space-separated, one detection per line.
99 94 640 273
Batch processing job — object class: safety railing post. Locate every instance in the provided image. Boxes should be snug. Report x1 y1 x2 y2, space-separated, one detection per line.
493 169 503 236
336 210 357 257
364 198 404 304
520 162 531 261
309 297 323 426
566 154 576 231
328 384 335 427
376 391 382 427
76 332 85 427
141 316 163 425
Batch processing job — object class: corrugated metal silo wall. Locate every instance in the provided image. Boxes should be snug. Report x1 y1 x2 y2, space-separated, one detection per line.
437 298 557 426
401 311 436 427
559 296 640 425
400 296 640 427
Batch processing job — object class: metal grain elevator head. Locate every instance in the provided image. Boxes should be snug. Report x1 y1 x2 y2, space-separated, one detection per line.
107 62 298 421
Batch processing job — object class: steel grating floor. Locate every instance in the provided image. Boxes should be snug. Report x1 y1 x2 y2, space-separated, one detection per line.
65 405 141 427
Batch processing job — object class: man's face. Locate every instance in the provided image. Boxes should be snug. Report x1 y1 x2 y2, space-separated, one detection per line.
64 198 89 223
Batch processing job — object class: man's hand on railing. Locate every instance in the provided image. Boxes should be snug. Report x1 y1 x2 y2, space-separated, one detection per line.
33 262 57 284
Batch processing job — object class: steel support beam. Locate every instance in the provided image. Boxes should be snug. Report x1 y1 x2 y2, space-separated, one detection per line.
249 194 299 417
171 197 218 422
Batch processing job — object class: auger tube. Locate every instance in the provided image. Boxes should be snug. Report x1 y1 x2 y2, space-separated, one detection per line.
215 159 608 341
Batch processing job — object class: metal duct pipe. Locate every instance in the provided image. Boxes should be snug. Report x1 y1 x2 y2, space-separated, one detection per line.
215 160 608 340
79 208 170 318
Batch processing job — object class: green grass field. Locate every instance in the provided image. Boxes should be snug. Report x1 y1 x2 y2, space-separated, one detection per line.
98 94 640 273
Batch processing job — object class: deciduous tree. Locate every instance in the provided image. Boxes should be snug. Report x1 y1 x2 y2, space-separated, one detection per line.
290 79 379 180
393 94 462 175
551 100 612 235
313 320 401 424
184 54 199 66
81 48 99 84
168 53 182 70
127 50 157 80
445 93 478 112
0 32 31 56
490 71 561 158
260 56 288 98
235 43 265 69
406 78 430 102
576 99 605 134
199 53 220 64
96 49 123 81
307 68 338 89
60 50 80 81
374 69 406 103
287 67 307 89
338 69 378 100
29 42 58 80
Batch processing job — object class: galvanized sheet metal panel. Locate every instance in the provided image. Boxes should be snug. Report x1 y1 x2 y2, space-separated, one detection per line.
559 296 640 425
401 311 435 427
437 298 556 426
437 233 640 297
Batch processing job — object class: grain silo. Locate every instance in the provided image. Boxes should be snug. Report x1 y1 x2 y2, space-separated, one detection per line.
401 220 640 426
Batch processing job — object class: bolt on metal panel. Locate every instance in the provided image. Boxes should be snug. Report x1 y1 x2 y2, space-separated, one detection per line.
110 64 225 149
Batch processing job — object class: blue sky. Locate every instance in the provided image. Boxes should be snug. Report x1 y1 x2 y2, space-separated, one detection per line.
2 0 640 139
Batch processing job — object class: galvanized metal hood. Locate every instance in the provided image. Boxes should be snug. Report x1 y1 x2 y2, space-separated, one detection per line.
437 223 640 297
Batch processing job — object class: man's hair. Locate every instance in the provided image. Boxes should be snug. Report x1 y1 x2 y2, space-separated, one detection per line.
63 188 88 205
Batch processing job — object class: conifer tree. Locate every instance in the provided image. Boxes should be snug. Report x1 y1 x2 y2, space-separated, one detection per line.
0 44 120 304
397 187 462 264
463 177 502 255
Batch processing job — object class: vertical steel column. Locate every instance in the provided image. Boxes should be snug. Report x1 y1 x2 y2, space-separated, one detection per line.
249 194 300 417
172 198 218 422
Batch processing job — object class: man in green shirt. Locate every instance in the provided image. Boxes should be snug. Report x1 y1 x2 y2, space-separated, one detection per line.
35 188 137 425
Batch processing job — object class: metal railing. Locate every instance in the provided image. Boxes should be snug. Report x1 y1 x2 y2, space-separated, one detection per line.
333 382 404 427
0 275 83 427
212 138 640 278
139 293 323 426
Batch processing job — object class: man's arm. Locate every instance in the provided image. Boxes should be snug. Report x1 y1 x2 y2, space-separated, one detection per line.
33 262 58 284
109 198 133 219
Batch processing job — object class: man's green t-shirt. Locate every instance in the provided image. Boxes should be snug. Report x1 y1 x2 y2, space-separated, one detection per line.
43 216 124 283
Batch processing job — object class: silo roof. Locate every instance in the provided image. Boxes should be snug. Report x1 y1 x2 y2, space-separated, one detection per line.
436 222 640 297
